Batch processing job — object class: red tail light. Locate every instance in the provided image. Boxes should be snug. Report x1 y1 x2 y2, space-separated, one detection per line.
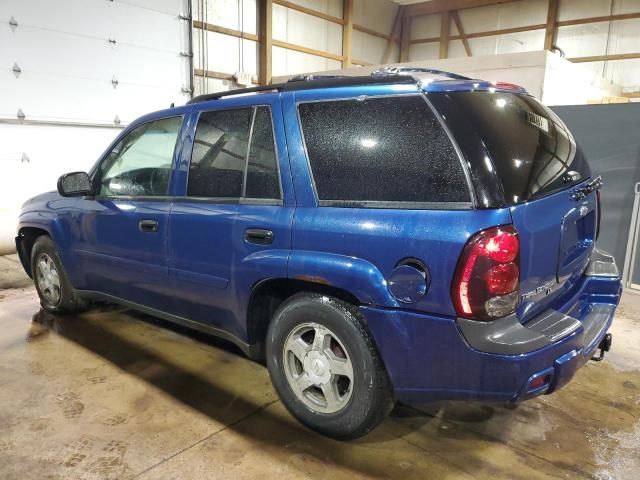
494 81 523 91
452 226 520 321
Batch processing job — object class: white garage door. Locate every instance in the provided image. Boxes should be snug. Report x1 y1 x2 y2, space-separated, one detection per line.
0 0 192 253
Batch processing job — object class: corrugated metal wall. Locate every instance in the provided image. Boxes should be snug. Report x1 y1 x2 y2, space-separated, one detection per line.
553 103 640 272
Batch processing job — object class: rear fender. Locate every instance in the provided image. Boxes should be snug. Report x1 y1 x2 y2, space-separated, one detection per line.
287 250 398 307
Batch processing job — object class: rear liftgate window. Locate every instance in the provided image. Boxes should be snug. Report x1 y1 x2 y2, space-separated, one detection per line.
447 91 591 204
297 95 470 206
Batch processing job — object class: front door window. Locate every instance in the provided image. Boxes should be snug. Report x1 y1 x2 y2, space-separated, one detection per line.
96 116 183 197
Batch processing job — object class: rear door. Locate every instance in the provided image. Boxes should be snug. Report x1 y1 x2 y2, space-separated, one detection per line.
440 91 597 322
167 96 294 340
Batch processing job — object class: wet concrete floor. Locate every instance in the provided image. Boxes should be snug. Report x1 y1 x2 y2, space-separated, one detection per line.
0 284 639 479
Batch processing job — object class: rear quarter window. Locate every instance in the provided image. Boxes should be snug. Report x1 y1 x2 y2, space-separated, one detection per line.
297 95 471 206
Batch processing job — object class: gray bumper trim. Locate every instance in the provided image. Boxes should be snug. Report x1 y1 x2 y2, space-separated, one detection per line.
584 248 619 277
457 310 581 355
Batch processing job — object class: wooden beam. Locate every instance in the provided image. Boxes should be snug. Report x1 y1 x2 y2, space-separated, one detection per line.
342 0 353 68
557 11 640 27
272 39 344 62
544 0 559 50
382 6 404 64
569 52 640 63
194 68 258 84
259 0 272 85
399 12 411 62
407 0 517 17
272 0 344 25
412 23 546 43
352 58 374 66
193 20 259 41
440 11 450 59
622 91 640 98
353 24 390 41
451 11 471 56
408 10 640 41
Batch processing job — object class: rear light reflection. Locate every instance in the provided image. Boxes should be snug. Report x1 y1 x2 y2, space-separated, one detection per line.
452 226 520 321
596 189 602 240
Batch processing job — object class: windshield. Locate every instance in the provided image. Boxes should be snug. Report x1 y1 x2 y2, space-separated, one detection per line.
447 91 591 204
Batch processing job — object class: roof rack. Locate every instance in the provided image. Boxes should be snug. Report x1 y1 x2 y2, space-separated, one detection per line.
187 74 416 104
287 74 348 82
187 67 471 104
372 66 472 81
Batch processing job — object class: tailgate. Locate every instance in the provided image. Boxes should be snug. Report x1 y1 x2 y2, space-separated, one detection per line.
511 185 597 322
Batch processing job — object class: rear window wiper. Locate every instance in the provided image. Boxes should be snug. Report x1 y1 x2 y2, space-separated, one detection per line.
570 175 603 200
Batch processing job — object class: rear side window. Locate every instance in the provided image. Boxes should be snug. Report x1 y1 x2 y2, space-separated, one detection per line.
188 106 280 200
297 95 470 205
246 107 280 199
447 91 591 204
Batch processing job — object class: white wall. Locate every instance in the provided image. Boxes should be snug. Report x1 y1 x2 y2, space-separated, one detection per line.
0 0 192 253
281 50 622 105
408 0 640 93
192 0 400 95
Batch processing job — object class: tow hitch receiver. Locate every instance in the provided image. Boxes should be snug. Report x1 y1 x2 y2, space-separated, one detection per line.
591 333 612 362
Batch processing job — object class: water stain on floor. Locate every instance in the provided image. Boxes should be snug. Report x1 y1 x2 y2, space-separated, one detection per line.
0 287 638 479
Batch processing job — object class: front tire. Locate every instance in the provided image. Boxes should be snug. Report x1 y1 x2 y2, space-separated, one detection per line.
266 293 393 440
31 235 87 313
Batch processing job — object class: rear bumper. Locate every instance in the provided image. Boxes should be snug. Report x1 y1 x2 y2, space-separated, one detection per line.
364 248 621 403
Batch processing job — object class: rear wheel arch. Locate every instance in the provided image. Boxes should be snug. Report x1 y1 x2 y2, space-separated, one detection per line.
246 278 362 361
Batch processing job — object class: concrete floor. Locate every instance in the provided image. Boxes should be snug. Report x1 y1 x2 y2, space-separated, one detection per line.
0 261 639 479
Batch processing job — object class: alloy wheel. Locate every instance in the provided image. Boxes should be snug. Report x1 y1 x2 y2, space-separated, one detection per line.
282 322 354 414
36 253 61 306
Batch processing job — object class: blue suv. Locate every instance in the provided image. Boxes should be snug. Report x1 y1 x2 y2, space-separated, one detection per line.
16 69 621 439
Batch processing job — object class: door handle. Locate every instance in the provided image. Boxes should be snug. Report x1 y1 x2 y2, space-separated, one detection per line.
139 219 159 232
245 228 274 245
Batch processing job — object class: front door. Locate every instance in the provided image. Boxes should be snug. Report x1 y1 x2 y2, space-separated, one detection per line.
168 97 294 341
74 115 185 311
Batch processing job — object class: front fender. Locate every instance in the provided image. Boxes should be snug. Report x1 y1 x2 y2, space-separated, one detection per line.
287 250 399 307
17 196 78 277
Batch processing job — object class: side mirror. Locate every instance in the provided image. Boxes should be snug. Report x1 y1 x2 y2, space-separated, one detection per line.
57 172 93 197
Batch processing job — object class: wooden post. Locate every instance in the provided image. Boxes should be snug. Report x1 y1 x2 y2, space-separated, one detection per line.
382 6 404 64
451 10 471 56
342 0 353 68
439 10 449 59
544 0 559 50
400 12 411 62
259 0 272 85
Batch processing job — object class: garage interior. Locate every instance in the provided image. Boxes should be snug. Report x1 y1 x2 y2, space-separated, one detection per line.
1 0 640 479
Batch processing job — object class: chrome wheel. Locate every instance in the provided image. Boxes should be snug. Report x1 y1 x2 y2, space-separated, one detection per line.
283 322 354 414
35 253 61 306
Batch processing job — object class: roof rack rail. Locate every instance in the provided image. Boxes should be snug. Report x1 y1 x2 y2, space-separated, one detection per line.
287 74 348 82
187 85 282 104
372 66 472 81
187 74 417 104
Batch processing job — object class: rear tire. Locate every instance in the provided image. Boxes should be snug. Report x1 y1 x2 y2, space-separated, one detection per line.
266 293 394 440
31 235 87 313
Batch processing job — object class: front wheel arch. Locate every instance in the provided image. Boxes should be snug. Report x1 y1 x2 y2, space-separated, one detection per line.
16 227 50 277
